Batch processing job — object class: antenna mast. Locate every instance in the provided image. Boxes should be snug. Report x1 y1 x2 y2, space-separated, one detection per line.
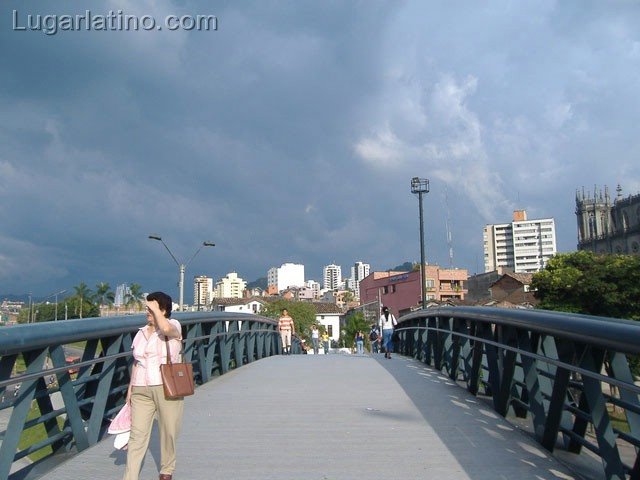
445 188 454 268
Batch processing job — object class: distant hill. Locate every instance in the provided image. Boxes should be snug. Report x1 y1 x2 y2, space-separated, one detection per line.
0 294 37 303
388 262 414 272
246 277 268 290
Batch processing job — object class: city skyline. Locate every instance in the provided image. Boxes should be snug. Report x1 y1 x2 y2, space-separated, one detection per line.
1 2 639 298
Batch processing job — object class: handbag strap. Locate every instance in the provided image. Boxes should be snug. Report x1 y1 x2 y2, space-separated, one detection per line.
164 337 173 365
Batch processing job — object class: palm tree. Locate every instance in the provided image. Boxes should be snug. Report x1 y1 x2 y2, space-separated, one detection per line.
72 282 93 319
95 282 115 307
125 283 145 310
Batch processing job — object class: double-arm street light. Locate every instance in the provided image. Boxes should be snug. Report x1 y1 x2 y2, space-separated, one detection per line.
411 177 430 310
148 235 215 312
51 289 67 321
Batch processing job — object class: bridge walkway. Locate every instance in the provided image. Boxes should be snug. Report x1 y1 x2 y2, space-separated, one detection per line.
45 354 585 480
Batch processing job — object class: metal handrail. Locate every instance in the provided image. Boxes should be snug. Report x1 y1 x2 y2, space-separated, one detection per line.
395 306 640 480
0 311 290 480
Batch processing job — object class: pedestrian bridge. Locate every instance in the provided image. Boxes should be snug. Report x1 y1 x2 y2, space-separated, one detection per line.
1 308 640 480
46 354 581 480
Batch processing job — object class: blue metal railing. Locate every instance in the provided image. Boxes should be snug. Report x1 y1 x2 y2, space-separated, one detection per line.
395 306 640 480
0 312 293 480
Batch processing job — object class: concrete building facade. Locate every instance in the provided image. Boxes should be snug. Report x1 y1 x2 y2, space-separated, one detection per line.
193 276 213 309
213 272 246 299
323 263 342 291
359 266 468 318
484 210 556 273
347 261 370 299
267 263 305 293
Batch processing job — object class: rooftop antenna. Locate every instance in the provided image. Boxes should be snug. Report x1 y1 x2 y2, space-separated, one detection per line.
445 187 454 268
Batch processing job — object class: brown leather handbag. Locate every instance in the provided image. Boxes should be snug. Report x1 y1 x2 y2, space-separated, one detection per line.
160 337 195 399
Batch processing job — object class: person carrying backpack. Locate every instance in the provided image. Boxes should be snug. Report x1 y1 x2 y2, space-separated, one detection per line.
368 324 380 354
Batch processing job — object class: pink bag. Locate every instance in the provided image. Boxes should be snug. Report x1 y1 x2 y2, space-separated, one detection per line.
108 403 131 450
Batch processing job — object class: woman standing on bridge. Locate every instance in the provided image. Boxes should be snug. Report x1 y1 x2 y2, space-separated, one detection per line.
124 291 184 480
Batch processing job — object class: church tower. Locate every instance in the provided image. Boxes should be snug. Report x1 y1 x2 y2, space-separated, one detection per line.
575 186 613 252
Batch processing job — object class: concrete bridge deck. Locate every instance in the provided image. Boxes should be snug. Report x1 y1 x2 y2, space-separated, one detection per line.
45 354 586 480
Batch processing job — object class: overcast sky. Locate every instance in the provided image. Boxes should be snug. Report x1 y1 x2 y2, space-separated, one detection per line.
1 1 639 300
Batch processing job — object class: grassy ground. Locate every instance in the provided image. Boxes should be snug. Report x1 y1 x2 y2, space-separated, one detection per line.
610 408 630 433
18 402 64 462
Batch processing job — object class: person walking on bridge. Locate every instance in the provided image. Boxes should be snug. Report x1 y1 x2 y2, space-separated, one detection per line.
124 291 184 480
311 324 320 354
278 309 295 354
321 331 330 354
379 306 397 359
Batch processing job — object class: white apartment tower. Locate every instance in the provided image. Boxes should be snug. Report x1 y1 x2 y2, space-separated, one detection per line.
114 283 131 307
214 272 247 298
267 263 305 293
348 261 370 298
193 276 213 309
484 210 557 273
323 263 342 291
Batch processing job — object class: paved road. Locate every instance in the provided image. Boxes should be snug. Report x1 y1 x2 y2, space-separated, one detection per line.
44 354 584 480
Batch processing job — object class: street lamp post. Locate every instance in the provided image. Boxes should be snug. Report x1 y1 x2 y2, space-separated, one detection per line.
53 289 67 321
148 235 215 312
411 177 430 310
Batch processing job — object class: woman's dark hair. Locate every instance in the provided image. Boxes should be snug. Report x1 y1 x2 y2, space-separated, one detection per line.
147 291 172 318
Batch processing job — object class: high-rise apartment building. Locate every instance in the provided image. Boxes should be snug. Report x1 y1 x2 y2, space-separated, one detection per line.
348 261 370 299
484 210 556 273
213 272 246 298
267 263 305 293
323 263 342 291
193 276 213 309
114 283 131 307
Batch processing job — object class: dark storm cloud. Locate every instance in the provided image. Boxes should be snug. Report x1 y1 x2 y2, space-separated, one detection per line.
1 0 639 299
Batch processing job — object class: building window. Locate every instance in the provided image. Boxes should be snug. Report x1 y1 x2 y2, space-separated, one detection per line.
327 325 333 336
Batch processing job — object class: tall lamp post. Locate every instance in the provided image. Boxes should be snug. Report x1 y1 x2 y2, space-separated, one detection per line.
53 289 67 321
411 177 430 310
148 235 215 312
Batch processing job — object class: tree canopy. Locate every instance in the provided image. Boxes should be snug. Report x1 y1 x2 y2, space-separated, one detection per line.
260 299 318 343
531 251 640 320
16 281 142 323
343 311 370 350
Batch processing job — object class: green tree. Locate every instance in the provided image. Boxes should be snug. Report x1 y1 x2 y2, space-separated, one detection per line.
531 251 640 319
95 282 115 306
342 290 355 304
65 295 100 319
72 282 93 319
261 300 318 343
125 283 145 309
17 304 58 323
342 311 369 351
